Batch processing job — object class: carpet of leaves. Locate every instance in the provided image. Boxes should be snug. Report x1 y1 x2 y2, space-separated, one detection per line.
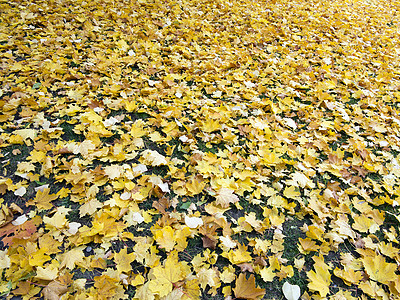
1 0 400 299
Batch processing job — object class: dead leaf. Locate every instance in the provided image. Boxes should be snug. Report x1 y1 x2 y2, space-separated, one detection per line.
215 188 239 208
233 273 265 299
238 263 254 273
42 281 68 300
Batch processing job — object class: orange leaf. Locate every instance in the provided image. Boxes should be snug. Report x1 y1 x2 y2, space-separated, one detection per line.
0 215 41 246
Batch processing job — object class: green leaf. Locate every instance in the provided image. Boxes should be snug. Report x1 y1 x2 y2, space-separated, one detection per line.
180 202 192 210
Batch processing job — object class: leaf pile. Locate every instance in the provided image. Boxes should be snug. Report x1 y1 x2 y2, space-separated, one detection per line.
1 0 400 299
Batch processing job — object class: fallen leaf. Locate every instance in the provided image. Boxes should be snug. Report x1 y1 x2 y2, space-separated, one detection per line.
185 215 203 228
42 281 68 300
114 248 136 273
14 186 26 197
215 188 239 208
282 282 301 300
362 255 397 284
12 214 28 226
233 273 265 300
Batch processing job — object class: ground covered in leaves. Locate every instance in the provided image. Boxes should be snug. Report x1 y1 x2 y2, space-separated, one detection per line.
1 0 400 299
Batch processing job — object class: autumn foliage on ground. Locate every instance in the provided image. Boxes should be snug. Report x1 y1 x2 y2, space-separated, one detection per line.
1 0 400 299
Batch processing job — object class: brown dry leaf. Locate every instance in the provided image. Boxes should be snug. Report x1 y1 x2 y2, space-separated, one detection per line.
238 263 254 273
42 281 68 300
202 235 217 249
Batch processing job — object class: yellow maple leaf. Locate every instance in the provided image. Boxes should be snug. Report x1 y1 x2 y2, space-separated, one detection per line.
154 226 176 252
333 267 363 286
182 278 201 300
131 274 145 286
103 165 123 180
220 266 236 283
148 251 186 297
0 250 10 269
197 267 220 290
283 185 301 200
141 149 168 166
79 199 103 217
260 266 275 282
94 274 119 299
43 208 68 229
114 248 136 273
174 226 192 251
227 244 252 264
298 237 320 254
185 177 206 196
35 263 58 281
306 255 331 297
28 188 58 210
42 281 68 300
233 273 265 300
215 188 239 208
28 248 51 267
60 247 85 270
352 214 375 233
362 255 397 284
200 119 221 133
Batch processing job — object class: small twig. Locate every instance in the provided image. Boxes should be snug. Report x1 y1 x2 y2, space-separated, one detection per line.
26 280 47 287
182 249 193 260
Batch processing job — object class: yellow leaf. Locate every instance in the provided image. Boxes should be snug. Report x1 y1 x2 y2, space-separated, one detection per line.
35 264 58 281
60 247 85 270
94 274 118 299
306 225 325 242
185 177 206 196
333 267 363 286
227 244 252 264
283 186 301 200
114 248 136 273
233 273 265 300
260 266 275 282
215 188 239 208
141 150 168 166
298 238 320 254
197 267 220 290
79 199 103 217
0 250 10 269
28 248 51 267
134 282 154 300
220 266 236 283
182 278 201 300
148 251 186 297
28 188 58 210
13 129 37 141
306 255 331 297
131 274 145 286
174 226 192 251
352 214 375 233
104 165 123 180
362 255 397 284
154 226 176 252
200 119 221 133
43 208 68 229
